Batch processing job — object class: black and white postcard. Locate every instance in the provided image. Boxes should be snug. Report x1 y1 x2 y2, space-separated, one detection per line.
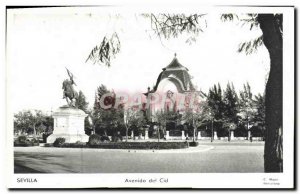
5 5 295 189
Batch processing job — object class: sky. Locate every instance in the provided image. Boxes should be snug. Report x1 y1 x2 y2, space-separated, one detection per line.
7 8 270 114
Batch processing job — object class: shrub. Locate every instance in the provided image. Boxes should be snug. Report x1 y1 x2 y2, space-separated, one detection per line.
44 143 52 147
111 135 122 142
14 141 32 147
88 134 102 145
42 133 51 143
169 130 182 137
17 136 27 144
188 141 199 147
61 142 86 148
53 137 65 147
29 138 40 146
100 135 110 142
73 141 86 147
14 136 40 147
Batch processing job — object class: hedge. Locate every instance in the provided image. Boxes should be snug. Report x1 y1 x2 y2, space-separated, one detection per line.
53 137 65 147
14 136 40 147
188 141 199 147
88 142 189 149
45 141 189 150
14 142 40 147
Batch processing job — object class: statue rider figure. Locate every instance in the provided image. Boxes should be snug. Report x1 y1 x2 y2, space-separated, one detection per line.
62 68 78 108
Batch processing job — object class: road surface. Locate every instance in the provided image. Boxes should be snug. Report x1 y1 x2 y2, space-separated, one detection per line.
14 141 264 173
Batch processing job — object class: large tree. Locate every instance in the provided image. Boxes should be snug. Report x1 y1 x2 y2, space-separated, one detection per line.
223 83 239 138
252 93 266 138
74 90 92 134
124 107 147 141
14 110 46 136
257 14 283 173
86 13 283 172
92 84 125 137
75 90 89 113
146 13 283 172
238 82 256 136
207 84 224 121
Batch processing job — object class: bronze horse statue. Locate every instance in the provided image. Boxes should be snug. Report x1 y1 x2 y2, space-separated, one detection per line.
62 68 78 107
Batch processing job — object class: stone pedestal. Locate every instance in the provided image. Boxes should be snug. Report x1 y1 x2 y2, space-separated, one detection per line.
131 131 134 139
230 131 235 140
166 131 170 140
145 130 149 140
214 131 218 140
47 106 89 143
181 131 185 140
138 134 143 139
248 130 251 140
197 131 202 140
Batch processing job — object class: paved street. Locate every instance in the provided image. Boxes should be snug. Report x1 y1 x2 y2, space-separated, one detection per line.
14 141 264 173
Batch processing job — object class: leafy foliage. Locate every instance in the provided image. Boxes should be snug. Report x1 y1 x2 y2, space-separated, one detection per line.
88 134 103 145
75 90 89 113
238 35 263 55
14 136 40 147
53 137 66 147
252 93 266 129
207 83 224 121
143 13 206 43
92 84 126 137
238 83 256 129
124 107 147 140
86 32 121 66
223 83 239 125
17 136 27 144
14 110 52 136
220 14 239 22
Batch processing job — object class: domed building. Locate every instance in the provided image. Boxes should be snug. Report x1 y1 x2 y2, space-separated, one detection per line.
144 54 203 124
153 53 195 93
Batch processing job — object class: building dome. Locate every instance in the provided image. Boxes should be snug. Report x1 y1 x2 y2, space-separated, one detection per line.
152 54 195 93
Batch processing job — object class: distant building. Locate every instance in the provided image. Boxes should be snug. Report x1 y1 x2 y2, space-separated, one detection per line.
144 54 204 123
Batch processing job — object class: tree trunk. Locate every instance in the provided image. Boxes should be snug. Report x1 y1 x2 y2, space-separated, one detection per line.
125 126 128 142
158 126 160 142
258 14 283 172
33 124 36 137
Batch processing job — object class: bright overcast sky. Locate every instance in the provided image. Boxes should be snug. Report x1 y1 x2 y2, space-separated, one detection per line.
7 7 270 113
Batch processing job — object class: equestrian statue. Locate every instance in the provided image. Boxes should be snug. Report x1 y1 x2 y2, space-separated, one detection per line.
62 68 78 108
